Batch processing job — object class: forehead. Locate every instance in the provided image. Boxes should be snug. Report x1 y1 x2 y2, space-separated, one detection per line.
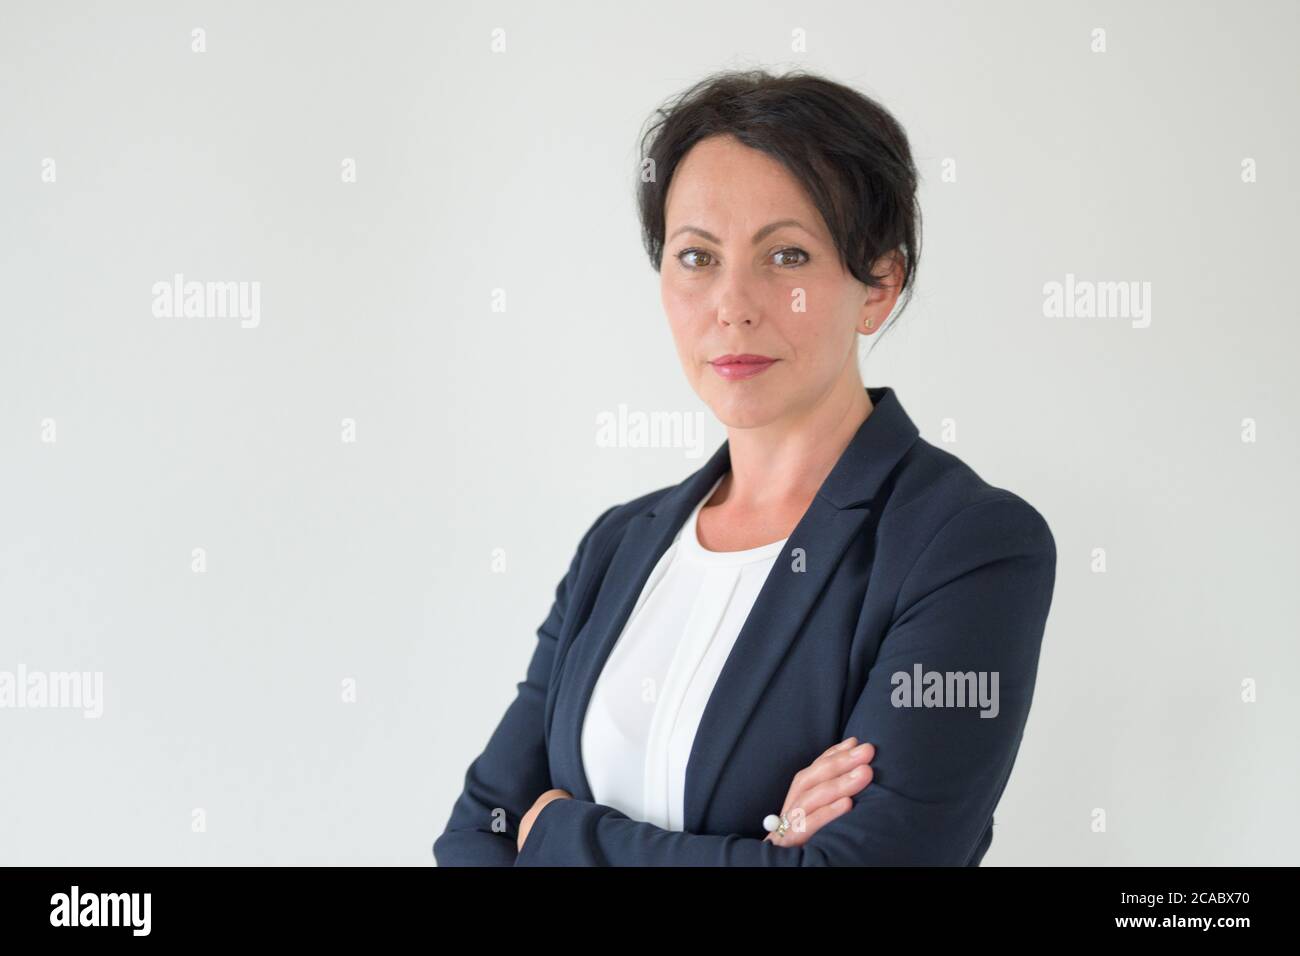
664 134 820 228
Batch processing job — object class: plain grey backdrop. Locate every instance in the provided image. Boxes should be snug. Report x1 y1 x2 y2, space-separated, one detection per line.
1 0 1296 865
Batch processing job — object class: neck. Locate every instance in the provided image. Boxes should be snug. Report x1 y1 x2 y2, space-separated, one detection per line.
717 371 873 510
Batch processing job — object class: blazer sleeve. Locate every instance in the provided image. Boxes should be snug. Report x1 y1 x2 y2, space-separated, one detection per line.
432 504 618 866
513 495 1057 866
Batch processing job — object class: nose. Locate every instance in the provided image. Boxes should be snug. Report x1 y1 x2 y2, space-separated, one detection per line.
716 269 762 328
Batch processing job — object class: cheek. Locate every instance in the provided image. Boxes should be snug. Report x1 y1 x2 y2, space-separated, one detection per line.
660 279 698 320
661 284 701 343
783 285 855 360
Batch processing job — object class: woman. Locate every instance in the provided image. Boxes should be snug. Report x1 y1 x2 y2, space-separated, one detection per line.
434 69 1057 866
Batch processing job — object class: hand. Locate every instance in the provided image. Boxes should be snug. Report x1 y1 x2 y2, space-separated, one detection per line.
763 737 875 847
518 788 572 852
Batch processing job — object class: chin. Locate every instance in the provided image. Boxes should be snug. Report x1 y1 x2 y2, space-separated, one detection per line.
702 387 788 430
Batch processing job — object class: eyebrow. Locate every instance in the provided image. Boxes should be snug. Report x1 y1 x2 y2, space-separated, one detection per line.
666 219 814 245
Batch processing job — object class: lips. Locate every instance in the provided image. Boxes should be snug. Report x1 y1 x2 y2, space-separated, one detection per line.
709 354 778 381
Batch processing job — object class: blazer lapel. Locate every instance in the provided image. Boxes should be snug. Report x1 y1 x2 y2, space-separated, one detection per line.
681 496 872 831
554 438 732 804
554 386 921 831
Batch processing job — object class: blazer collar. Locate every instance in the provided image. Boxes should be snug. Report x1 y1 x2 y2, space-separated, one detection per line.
649 384 920 522
551 385 921 831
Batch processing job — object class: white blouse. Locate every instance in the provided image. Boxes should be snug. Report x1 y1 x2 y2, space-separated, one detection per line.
579 473 790 831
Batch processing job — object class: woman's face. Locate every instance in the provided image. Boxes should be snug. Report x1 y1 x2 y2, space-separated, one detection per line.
660 133 894 430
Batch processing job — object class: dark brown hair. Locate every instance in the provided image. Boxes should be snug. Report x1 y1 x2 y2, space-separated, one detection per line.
636 68 922 340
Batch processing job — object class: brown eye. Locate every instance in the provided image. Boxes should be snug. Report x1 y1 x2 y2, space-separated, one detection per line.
678 248 713 268
772 247 809 267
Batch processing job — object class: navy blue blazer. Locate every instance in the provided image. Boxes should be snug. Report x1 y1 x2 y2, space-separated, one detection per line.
434 385 1057 866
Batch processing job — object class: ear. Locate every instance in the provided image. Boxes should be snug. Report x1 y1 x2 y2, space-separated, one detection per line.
858 250 905 334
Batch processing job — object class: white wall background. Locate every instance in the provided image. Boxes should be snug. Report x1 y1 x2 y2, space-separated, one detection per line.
1 0 1296 865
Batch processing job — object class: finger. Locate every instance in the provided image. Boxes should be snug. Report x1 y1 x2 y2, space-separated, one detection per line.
829 741 875 781
784 741 875 813
769 797 855 848
818 737 858 759
785 761 874 825
795 762 874 817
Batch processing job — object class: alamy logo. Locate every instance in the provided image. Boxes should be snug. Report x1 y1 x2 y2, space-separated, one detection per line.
50 886 151 936
1042 272 1151 328
595 405 707 459
152 272 261 328
0 666 102 718
891 663 1000 718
